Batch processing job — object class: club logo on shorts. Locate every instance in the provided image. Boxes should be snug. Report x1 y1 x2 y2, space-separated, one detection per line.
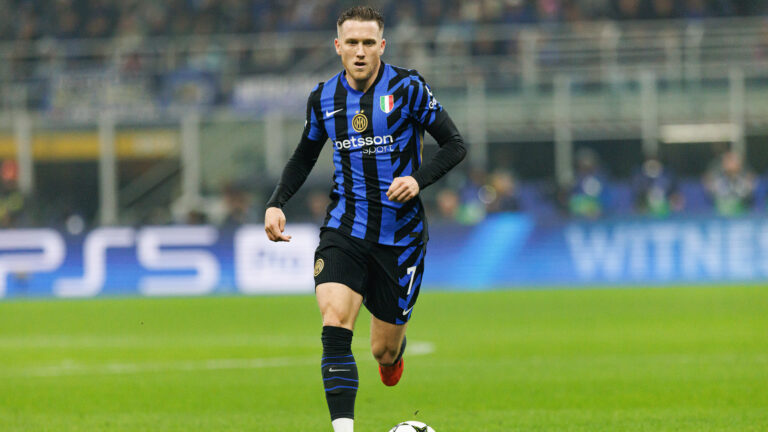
314 258 324 277
352 110 368 133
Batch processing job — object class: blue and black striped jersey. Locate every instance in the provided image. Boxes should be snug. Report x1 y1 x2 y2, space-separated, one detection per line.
268 62 465 247
304 63 442 246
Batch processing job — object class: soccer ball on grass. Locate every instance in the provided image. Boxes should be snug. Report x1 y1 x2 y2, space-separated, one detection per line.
389 420 436 432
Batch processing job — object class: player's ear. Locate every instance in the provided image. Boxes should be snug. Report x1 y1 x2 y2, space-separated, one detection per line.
334 38 341 55
379 38 386 55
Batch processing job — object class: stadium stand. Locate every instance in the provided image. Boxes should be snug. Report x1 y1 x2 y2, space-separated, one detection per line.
1 1 768 227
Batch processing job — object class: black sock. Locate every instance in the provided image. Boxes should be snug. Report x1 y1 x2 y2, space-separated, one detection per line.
393 336 407 364
321 326 358 420
385 335 406 366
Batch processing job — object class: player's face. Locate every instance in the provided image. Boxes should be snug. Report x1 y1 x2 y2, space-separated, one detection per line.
335 20 385 91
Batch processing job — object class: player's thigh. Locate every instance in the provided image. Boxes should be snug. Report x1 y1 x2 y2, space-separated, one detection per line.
316 282 363 330
364 241 426 325
314 229 370 329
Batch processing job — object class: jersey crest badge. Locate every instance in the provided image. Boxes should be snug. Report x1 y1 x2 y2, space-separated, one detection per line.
380 95 394 113
352 110 368 132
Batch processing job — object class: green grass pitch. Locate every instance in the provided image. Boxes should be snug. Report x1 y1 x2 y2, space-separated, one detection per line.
1 286 767 431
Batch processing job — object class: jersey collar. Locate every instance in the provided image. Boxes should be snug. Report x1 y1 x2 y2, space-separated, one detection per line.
340 61 386 95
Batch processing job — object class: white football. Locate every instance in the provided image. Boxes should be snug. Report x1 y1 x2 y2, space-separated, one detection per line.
388 420 436 432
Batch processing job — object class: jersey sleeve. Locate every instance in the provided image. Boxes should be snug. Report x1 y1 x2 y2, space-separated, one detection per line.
411 109 467 190
406 72 443 127
303 83 327 142
405 72 467 190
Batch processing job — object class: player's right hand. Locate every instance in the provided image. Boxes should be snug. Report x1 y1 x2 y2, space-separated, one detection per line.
264 207 292 242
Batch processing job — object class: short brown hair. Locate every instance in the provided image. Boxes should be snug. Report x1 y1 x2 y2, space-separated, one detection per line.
336 6 384 31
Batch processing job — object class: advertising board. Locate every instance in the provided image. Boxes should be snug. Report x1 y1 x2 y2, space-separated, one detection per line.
2 215 765 298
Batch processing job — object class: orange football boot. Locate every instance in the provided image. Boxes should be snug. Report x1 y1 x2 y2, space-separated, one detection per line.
379 358 404 386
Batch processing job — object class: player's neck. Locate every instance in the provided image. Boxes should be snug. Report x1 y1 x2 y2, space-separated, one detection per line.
345 62 381 93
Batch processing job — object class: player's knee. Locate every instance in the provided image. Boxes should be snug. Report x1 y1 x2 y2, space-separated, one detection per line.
371 342 400 366
321 310 354 330
322 317 346 329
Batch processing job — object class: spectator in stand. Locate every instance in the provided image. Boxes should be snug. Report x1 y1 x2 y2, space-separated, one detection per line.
459 167 489 224
305 189 331 224
0 160 26 228
703 150 756 216
650 0 679 19
501 0 538 24
434 188 461 224
536 0 564 24
221 182 252 227
85 0 118 38
683 0 709 19
185 209 209 225
632 156 684 217
1 0 763 42
485 169 521 213
429 167 489 225
567 148 609 219
614 0 647 20
577 0 612 20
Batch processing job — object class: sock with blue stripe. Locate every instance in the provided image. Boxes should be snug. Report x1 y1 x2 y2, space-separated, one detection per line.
321 326 358 422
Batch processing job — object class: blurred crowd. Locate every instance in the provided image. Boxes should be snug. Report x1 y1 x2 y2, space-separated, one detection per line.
2 146 766 229
1 0 765 41
255 146 764 228
4 0 768 113
424 147 763 225
1 1 767 230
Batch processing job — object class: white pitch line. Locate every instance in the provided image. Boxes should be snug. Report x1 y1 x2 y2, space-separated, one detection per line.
1 342 435 379
5 356 317 378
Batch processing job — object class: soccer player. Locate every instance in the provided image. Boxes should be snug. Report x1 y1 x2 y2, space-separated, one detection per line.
264 6 466 432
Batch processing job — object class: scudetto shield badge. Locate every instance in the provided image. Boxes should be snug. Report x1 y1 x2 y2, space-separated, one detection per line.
380 95 394 113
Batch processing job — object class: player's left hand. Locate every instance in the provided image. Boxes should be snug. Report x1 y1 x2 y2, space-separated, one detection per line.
387 176 420 203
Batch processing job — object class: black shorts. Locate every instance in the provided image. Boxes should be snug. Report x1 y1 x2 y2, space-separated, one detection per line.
313 228 426 325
